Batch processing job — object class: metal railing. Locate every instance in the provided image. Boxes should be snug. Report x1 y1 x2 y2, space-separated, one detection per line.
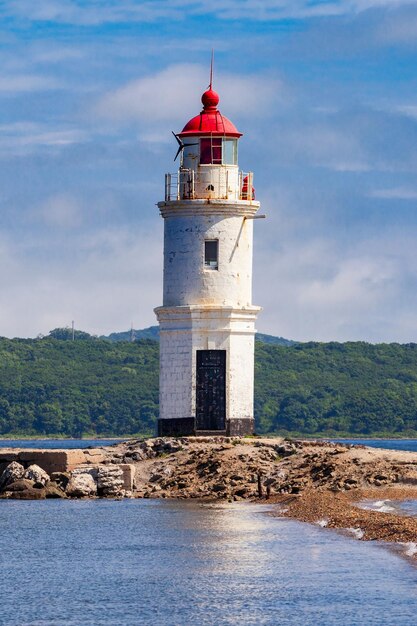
164 169 254 202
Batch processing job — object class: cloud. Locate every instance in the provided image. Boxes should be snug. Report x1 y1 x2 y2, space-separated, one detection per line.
0 122 87 155
273 123 370 172
96 64 284 131
3 0 417 25
369 186 417 199
0 74 60 93
376 4 417 43
255 229 417 342
0 225 163 338
35 194 83 229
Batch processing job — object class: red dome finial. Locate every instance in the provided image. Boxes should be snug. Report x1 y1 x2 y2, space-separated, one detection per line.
201 88 219 110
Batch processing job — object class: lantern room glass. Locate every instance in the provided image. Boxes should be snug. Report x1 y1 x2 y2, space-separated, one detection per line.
199 138 237 165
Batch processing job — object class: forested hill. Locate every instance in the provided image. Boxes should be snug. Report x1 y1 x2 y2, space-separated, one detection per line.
101 326 295 346
1 332 417 437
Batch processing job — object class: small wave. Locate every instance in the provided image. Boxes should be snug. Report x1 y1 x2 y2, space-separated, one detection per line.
315 519 328 528
400 542 417 557
359 499 396 513
346 527 364 539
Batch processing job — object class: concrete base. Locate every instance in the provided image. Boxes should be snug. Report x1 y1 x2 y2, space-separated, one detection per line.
157 417 254 438
226 418 255 437
157 417 195 437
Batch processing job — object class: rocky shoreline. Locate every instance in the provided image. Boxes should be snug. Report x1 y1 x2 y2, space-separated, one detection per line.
1 436 417 555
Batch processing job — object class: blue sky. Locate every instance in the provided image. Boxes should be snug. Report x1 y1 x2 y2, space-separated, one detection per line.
1 0 417 341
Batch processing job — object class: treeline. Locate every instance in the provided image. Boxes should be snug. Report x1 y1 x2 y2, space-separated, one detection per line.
0 334 159 437
1 332 417 436
255 341 417 436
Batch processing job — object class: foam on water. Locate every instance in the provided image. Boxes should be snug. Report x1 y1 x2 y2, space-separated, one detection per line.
315 518 328 527
400 542 417 557
346 527 365 539
358 499 397 513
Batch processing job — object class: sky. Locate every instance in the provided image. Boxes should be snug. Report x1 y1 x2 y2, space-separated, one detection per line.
1 0 417 342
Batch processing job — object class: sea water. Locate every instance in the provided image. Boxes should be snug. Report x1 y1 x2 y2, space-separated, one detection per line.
1 500 417 626
330 439 417 452
0 439 124 449
2 437 417 452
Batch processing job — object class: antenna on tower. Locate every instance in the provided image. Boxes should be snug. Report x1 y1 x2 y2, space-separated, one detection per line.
130 323 135 343
209 49 214 89
72 320 75 341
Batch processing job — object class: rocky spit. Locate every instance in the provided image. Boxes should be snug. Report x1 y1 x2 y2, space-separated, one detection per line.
1 436 417 554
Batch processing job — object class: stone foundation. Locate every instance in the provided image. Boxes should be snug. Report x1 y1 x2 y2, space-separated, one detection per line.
157 417 254 437
0 448 106 475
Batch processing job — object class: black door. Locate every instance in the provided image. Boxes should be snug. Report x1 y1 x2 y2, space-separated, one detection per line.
196 350 226 430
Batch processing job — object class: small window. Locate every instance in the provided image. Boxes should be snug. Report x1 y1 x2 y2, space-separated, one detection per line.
200 138 222 164
223 139 237 165
205 240 218 270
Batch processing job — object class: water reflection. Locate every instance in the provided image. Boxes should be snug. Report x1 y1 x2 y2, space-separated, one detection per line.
1 499 417 625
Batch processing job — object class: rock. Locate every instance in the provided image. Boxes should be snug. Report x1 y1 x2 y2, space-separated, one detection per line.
24 464 50 486
4 478 36 492
274 443 297 457
50 472 71 490
3 479 46 499
66 472 97 497
45 482 67 498
0 461 25 490
97 466 124 496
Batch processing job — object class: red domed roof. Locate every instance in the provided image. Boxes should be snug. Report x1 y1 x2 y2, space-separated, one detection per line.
179 87 242 138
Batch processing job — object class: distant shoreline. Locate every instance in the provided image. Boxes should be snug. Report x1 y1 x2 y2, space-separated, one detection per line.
1 434 417 441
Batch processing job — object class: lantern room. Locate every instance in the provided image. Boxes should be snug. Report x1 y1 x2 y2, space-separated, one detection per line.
165 87 254 202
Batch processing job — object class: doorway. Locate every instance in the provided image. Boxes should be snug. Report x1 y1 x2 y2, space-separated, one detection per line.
196 350 226 430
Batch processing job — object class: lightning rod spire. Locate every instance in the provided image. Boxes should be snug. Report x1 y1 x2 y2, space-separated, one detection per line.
209 49 214 90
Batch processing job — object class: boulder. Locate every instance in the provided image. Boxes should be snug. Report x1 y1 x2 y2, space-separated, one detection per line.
50 472 71 490
0 461 25 491
45 482 67 499
24 464 50 486
66 472 97 497
2 479 46 499
4 478 36 492
97 466 124 496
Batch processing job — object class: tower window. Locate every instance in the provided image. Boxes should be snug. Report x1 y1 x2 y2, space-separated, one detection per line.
205 240 218 270
200 137 237 165
200 138 222 164
223 139 237 165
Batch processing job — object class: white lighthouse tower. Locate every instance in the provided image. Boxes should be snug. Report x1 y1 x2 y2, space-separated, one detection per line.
155 76 261 437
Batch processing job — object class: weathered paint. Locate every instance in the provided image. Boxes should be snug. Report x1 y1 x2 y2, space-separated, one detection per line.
155 83 261 435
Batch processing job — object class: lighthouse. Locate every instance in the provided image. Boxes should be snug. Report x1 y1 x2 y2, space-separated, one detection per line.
155 76 261 437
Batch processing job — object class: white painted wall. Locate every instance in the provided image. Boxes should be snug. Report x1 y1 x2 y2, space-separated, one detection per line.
156 306 260 421
162 207 256 308
156 160 261 426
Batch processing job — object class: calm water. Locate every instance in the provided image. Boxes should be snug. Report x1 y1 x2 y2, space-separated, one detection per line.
0 500 417 626
2 438 417 452
0 439 124 449
330 439 417 452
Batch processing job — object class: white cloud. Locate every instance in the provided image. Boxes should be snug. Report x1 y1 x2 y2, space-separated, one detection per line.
369 186 417 199
253 188 417 342
0 225 163 338
277 124 370 172
0 122 87 155
96 64 284 133
0 74 60 93
395 105 417 119
3 0 416 24
35 194 83 229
